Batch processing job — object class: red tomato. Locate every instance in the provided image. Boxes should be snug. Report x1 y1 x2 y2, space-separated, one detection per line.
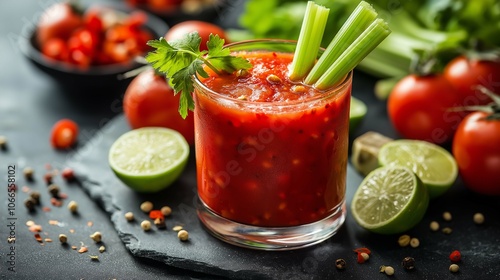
164 21 228 51
388 74 464 144
444 56 500 106
123 69 195 145
41 38 68 61
50 119 79 149
36 2 83 47
452 111 500 195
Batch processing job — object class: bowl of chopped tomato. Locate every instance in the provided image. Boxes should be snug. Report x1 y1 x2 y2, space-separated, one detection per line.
19 2 168 89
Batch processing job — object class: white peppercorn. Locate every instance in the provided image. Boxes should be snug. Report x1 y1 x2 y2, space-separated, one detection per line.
443 211 452 221
141 220 151 231
430 221 440 231
178 229 189 241
449 264 459 273
140 201 153 213
410 237 420 248
473 213 485 225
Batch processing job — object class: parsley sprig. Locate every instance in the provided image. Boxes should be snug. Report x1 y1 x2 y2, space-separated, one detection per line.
145 32 252 118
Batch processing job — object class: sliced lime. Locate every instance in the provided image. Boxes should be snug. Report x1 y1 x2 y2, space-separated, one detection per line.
108 127 189 193
351 166 429 234
378 139 458 199
350 96 367 132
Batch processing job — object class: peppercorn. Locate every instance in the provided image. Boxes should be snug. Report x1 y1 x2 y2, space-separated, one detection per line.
398 234 411 247
124 212 135 222
178 229 189 241
29 191 41 205
442 227 453 235
379 265 387 273
473 213 485 225
23 167 34 181
449 264 459 273
90 231 102 243
430 221 440 231
401 257 415 270
443 211 452 221
449 250 461 262
357 252 369 263
61 167 75 181
160 206 172 217
141 220 151 231
47 184 60 197
43 172 53 185
335 258 346 270
409 237 420 248
0 135 7 150
173 225 183 232
99 246 106 253
154 217 166 229
68 200 78 213
140 201 153 213
24 198 36 211
384 266 395 276
59 234 68 244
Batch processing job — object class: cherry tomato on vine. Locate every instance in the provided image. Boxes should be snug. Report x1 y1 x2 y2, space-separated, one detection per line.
36 2 83 47
164 21 228 51
444 56 500 106
452 111 500 195
388 74 463 144
123 69 195 145
50 119 79 149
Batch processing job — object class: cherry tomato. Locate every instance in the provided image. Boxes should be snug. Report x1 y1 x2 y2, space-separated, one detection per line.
36 2 83 47
50 119 79 149
388 74 464 144
452 111 500 195
123 69 195 145
444 56 500 106
41 38 68 61
164 21 228 51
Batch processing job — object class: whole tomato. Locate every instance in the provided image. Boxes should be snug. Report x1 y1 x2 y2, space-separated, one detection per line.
452 111 500 195
36 2 83 47
123 69 195 145
444 56 500 106
164 21 228 51
388 74 464 144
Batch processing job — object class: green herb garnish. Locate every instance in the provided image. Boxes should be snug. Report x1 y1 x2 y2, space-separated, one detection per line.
145 32 252 118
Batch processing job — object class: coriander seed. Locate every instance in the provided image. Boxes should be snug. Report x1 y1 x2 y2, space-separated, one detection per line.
68 200 78 213
430 221 440 231
473 213 485 225
48 184 60 197
398 234 411 247
23 167 34 181
335 258 346 270
24 198 36 211
401 257 415 270
443 211 452 221
90 231 102 243
140 201 153 213
449 264 459 273
160 206 172 216
410 237 419 248
141 220 151 231
178 229 189 241
59 234 68 244
384 266 395 276
125 212 135 222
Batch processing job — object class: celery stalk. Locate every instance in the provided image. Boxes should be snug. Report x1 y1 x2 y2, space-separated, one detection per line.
304 1 378 85
314 18 391 90
288 1 329 81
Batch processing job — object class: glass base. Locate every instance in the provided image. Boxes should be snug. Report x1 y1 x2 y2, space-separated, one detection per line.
197 199 346 251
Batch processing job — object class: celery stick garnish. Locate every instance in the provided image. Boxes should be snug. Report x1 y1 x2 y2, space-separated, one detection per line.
288 1 329 81
304 1 378 85
314 18 391 90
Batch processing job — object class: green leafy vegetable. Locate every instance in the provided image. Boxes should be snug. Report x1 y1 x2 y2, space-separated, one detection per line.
146 32 252 118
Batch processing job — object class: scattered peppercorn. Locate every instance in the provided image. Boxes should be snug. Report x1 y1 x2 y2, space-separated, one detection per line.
99 245 106 253
24 198 36 211
398 234 411 247
335 258 346 270
59 234 68 244
43 172 53 185
172 225 183 232
29 191 41 204
410 237 420 248
47 184 60 197
125 212 135 222
90 232 102 243
154 217 166 229
68 200 78 213
0 135 7 150
61 167 75 181
160 206 172 217
473 213 485 225
140 201 153 213
442 227 453 235
23 167 34 181
449 250 461 262
384 266 395 276
379 265 387 273
141 220 151 231
443 211 452 221
449 264 459 273
178 229 189 241
430 221 440 231
401 257 415 270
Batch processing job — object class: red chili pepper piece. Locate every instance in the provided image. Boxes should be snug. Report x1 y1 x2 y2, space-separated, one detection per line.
449 250 461 262
353 247 371 255
149 210 164 220
356 253 366 264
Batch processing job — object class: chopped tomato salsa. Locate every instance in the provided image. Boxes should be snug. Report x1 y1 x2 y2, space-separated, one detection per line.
195 51 351 227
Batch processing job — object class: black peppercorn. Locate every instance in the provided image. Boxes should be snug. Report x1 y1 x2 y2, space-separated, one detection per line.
24 198 36 211
48 184 60 197
402 256 415 270
335 258 346 270
29 191 41 204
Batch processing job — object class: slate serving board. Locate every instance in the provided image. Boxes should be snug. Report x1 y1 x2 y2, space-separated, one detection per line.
67 111 500 280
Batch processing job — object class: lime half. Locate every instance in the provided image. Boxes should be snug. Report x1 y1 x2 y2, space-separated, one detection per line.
350 96 367 132
109 127 190 193
351 166 429 235
378 139 458 199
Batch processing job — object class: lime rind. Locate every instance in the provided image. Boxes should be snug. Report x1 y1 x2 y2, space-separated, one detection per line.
349 96 367 132
351 166 429 235
378 139 458 199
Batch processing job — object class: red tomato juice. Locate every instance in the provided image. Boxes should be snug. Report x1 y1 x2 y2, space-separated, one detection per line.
194 51 351 227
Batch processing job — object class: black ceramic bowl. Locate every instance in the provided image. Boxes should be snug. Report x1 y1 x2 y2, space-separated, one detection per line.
19 3 168 89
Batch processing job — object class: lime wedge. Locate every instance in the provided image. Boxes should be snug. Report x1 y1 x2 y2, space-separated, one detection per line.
378 139 458 199
351 166 429 234
350 96 367 132
108 127 190 193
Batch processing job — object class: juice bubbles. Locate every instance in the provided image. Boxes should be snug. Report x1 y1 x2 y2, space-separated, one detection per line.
193 40 351 250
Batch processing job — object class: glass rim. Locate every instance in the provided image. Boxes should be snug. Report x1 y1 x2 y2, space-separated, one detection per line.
192 39 352 107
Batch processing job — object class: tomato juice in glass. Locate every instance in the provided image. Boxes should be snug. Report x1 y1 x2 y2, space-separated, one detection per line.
193 40 351 250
